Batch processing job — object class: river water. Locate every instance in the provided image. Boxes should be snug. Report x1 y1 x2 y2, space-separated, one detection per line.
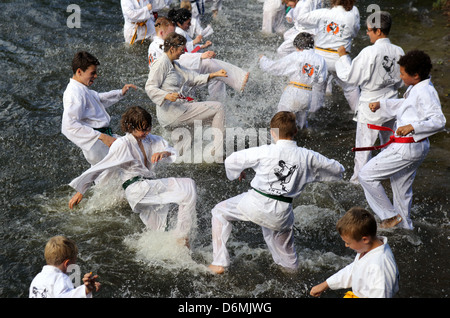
0 0 448 300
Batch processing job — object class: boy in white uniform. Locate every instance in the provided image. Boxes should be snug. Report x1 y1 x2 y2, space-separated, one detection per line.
335 11 404 183
30 236 100 298
68 106 197 244
208 111 344 274
149 16 249 101
277 0 323 57
297 0 360 112
62 51 136 166
121 0 156 44
358 50 446 230
310 207 399 298
259 32 327 128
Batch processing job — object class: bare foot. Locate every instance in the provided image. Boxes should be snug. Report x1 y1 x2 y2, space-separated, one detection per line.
379 214 402 229
240 72 250 92
208 264 225 274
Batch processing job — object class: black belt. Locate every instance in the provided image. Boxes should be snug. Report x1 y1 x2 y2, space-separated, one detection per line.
252 188 293 203
122 176 151 190
94 127 113 136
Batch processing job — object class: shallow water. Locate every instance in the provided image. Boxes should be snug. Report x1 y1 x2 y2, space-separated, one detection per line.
0 0 448 299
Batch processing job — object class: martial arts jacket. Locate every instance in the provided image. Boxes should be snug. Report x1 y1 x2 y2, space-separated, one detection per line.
259 49 327 89
69 133 176 212
148 36 202 71
225 139 344 231
145 53 210 127
286 0 323 35
336 38 404 125
378 78 446 142
297 5 360 52
121 0 155 43
62 78 124 152
175 26 201 53
326 237 399 298
29 265 91 298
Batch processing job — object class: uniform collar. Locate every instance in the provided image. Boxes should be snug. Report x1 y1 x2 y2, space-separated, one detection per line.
275 139 297 147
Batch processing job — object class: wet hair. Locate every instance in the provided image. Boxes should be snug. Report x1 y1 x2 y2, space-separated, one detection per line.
168 8 191 26
270 111 298 139
367 11 392 35
120 106 153 133
293 32 314 50
398 50 432 81
155 16 175 31
71 51 100 74
336 207 377 241
163 32 187 52
44 236 78 266
331 0 355 11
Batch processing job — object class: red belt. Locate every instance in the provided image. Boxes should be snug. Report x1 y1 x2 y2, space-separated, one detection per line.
352 124 423 152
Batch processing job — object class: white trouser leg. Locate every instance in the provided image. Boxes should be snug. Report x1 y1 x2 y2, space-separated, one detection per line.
262 226 298 270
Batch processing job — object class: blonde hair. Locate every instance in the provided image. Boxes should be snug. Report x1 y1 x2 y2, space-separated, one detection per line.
154 16 175 33
180 0 191 10
44 236 78 266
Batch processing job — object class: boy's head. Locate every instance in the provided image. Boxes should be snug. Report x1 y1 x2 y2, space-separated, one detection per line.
286 0 298 8
44 236 78 267
366 11 392 37
71 51 100 75
336 207 377 242
155 16 176 39
168 8 192 28
120 106 152 133
398 50 432 82
270 111 298 140
293 32 314 50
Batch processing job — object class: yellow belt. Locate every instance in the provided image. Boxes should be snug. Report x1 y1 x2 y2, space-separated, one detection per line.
288 81 312 91
130 20 148 45
314 46 338 53
343 291 359 298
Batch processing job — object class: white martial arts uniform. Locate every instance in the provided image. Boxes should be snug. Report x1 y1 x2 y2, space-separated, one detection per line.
358 78 446 229
277 0 323 57
62 78 124 165
29 265 91 298
262 0 286 34
211 139 344 269
259 49 327 128
326 236 399 298
335 38 405 182
297 5 360 111
187 0 214 39
148 36 248 101
121 0 156 44
69 133 197 237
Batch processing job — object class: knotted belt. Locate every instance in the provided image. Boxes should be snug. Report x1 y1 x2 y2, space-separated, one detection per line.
130 20 148 45
122 176 152 190
288 81 312 91
352 124 424 152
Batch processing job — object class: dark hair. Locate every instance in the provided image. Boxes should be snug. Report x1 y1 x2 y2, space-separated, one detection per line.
367 11 392 35
270 111 298 139
293 32 314 50
336 207 377 241
71 51 100 74
120 106 152 133
398 50 432 81
331 0 355 11
168 8 191 26
163 32 187 52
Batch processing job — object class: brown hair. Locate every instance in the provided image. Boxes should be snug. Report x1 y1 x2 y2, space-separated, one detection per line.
336 207 377 241
154 16 175 32
163 32 187 52
71 51 100 74
331 0 355 11
120 106 153 133
44 236 78 266
270 111 298 139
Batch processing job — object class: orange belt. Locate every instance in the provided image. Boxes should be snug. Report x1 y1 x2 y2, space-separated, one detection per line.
288 81 312 91
343 291 359 298
352 124 424 152
130 21 148 45
315 46 349 54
